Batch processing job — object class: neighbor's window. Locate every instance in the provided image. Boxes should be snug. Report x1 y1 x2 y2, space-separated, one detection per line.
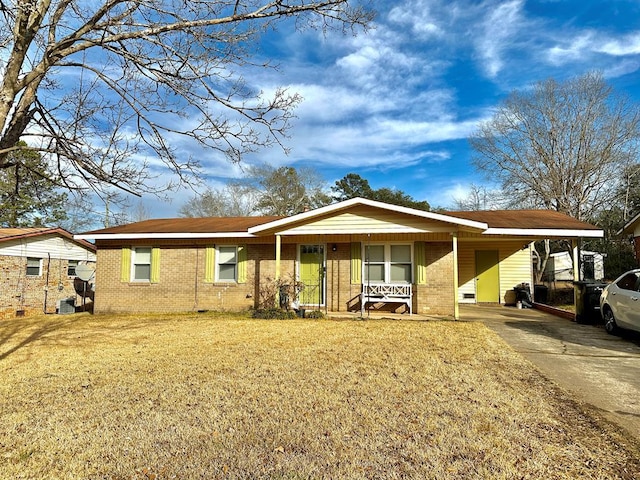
364 244 412 284
131 247 152 281
216 246 238 282
26 257 41 276
68 260 79 276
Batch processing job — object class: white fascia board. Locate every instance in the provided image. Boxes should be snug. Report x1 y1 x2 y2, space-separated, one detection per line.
248 197 488 234
275 226 455 235
74 232 255 241
483 228 603 238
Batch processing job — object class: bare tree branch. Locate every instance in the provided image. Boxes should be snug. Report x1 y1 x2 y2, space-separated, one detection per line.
0 0 372 196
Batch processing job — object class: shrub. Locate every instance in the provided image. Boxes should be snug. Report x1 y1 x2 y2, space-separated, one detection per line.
251 308 296 320
306 310 325 319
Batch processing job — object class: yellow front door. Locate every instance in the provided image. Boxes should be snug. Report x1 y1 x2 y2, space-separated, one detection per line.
299 245 324 305
475 250 500 303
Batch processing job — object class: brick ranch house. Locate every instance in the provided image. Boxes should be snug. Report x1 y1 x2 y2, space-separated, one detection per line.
76 198 603 318
0 227 97 318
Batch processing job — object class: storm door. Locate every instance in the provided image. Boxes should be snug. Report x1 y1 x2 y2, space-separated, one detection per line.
299 245 325 306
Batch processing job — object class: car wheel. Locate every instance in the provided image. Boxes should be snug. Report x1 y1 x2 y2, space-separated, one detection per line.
603 308 619 335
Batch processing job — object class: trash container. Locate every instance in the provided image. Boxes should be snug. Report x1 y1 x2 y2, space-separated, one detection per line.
573 281 607 324
513 283 533 308
534 284 548 304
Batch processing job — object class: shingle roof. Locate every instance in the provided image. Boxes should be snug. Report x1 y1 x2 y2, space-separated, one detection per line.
82 216 284 235
444 210 600 231
77 202 601 238
0 227 97 251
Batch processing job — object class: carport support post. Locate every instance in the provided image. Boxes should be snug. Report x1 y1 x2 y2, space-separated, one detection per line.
275 234 282 307
572 239 580 281
452 232 460 320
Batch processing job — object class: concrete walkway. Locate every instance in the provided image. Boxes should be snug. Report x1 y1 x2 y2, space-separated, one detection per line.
461 304 640 441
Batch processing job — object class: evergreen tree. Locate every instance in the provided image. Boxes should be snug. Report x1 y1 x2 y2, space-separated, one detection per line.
0 142 68 227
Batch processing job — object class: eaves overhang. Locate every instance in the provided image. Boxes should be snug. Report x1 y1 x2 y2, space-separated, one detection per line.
75 232 256 241
482 228 604 238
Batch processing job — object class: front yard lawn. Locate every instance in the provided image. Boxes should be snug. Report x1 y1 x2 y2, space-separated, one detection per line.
1 313 639 479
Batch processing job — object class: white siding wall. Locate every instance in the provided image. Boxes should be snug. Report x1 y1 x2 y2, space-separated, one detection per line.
0 234 96 261
458 241 532 304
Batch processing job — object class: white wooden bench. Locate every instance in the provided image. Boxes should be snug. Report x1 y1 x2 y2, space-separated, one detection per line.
361 283 412 315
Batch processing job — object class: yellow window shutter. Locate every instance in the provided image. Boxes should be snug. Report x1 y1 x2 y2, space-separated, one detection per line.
150 247 161 283
204 246 215 283
120 247 131 282
237 245 247 283
350 242 362 284
414 241 427 285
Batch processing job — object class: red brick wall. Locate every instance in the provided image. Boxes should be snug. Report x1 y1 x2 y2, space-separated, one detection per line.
0 255 84 318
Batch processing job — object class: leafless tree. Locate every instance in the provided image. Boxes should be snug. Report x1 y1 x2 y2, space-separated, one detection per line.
451 184 506 211
245 164 330 216
179 183 258 217
470 72 640 222
0 1 371 199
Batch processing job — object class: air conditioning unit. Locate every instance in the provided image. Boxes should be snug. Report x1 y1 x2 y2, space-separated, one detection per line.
58 297 76 314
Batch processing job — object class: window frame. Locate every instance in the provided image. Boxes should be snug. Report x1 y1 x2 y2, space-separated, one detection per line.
130 247 152 282
216 245 238 283
68 260 79 277
362 243 413 284
26 257 42 277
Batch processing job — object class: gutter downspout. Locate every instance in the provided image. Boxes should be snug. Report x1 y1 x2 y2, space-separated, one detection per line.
44 253 51 314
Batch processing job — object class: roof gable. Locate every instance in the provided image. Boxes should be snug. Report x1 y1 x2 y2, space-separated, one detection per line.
248 198 488 235
0 227 96 252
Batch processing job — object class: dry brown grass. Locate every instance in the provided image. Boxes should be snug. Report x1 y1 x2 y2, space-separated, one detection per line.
1 312 639 479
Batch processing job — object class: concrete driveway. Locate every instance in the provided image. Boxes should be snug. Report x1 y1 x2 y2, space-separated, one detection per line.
460 304 640 441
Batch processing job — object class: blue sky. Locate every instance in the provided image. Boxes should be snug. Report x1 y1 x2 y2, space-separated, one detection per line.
142 0 640 216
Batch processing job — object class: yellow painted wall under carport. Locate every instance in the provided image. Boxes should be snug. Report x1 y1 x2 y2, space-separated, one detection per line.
457 240 532 304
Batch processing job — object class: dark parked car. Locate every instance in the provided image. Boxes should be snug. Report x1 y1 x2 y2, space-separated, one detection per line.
600 269 640 334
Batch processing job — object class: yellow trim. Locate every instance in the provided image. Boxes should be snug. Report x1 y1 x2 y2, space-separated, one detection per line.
237 245 247 283
150 247 161 283
414 241 427 285
204 245 215 283
120 247 131 282
350 242 362 284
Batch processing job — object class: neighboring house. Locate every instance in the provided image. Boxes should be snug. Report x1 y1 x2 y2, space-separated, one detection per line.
0 227 97 318
76 198 602 319
620 212 640 264
544 250 605 282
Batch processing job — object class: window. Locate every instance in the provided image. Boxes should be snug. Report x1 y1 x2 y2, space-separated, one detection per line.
132 247 152 281
26 257 41 276
616 272 640 291
364 244 412 284
216 246 238 282
68 260 79 277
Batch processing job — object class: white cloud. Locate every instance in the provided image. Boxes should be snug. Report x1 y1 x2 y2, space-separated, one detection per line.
547 33 596 65
596 32 640 56
475 0 527 78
